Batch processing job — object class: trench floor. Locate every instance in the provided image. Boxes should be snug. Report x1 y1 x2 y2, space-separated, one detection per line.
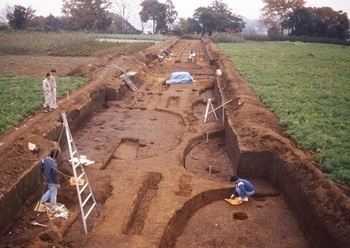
0 39 309 248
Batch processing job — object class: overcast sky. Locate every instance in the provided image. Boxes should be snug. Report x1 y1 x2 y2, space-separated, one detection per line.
1 0 349 28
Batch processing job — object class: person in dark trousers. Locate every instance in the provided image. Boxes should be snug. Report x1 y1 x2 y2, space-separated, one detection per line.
230 175 255 202
39 149 60 208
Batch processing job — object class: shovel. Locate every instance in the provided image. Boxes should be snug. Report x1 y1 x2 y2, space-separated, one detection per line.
30 221 47 227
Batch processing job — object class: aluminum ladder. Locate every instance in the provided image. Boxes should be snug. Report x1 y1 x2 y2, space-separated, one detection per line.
106 63 138 91
120 74 138 91
61 112 99 234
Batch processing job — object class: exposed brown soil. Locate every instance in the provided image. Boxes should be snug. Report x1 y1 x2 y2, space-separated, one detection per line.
0 37 349 248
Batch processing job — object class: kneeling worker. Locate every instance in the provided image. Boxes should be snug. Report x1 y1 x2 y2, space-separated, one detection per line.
230 175 255 202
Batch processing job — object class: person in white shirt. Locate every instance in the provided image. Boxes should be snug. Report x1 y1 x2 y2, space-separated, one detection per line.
42 72 52 113
50 69 58 109
188 49 196 62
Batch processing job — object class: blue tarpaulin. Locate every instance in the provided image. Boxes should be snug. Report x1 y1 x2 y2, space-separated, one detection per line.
165 71 194 85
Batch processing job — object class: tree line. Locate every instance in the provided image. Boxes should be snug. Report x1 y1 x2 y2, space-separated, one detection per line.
2 0 349 40
262 0 349 40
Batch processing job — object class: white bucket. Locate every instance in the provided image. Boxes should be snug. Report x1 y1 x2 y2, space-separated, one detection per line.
216 69 222 76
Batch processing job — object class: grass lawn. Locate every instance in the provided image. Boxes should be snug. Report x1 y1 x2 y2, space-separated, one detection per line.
218 41 350 185
0 75 86 134
0 32 157 135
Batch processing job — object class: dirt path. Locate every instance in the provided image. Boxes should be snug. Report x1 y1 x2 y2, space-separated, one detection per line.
1 38 348 248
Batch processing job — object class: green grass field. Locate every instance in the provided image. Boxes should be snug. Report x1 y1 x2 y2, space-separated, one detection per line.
0 75 86 134
218 41 350 185
0 32 159 135
0 32 158 56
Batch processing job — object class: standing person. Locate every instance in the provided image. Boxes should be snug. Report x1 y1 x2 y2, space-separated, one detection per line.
42 72 52 113
188 49 196 62
39 149 60 208
229 175 255 202
50 69 58 109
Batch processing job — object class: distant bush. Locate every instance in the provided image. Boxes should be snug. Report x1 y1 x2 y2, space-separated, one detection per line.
211 33 245 43
96 34 168 41
211 32 350 46
268 34 350 46
211 33 271 43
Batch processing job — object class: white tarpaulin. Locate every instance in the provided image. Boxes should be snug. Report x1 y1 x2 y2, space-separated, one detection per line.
165 71 194 85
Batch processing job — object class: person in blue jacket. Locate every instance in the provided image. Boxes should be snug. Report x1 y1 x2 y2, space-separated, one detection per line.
230 175 255 202
39 149 60 207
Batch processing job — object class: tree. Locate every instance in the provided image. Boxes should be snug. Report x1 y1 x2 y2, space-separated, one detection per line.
194 0 245 35
62 0 112 32
6 5 35 30
165 0 177 32
45 14 61 32
261 0 305 35
286 7 349 39
194 7 217 35
154 3 167 33
114 0 135 34
286 7 313 36
310 7 349 39
187 18 202 34
108 13 139 34
139 0 157 33
28 14 61 32
139 0 166 34
173 17 202 35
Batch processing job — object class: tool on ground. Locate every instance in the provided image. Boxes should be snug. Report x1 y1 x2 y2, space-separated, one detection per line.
31 221 47 227
62 112 99 234
70 177 85 186
34 201 49 212
224 198 243 206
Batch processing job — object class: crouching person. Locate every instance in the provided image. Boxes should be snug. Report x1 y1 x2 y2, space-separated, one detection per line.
230 175 255 202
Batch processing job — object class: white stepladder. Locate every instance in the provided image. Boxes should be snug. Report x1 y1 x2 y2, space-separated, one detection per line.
61 112 99 234
203 98 234 123
203 98 219 123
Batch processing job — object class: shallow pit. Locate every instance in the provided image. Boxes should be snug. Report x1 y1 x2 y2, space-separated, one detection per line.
160 189 309 248
66 103 186 163
123 172 162 235
184 131 233 184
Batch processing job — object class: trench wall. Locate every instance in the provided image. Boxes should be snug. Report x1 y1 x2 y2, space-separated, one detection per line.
159 188 232 248
0 87 114 236
0 164 42 236
204 38 350 247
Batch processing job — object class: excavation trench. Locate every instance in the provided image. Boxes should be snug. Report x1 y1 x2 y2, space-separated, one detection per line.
0 38 349 248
